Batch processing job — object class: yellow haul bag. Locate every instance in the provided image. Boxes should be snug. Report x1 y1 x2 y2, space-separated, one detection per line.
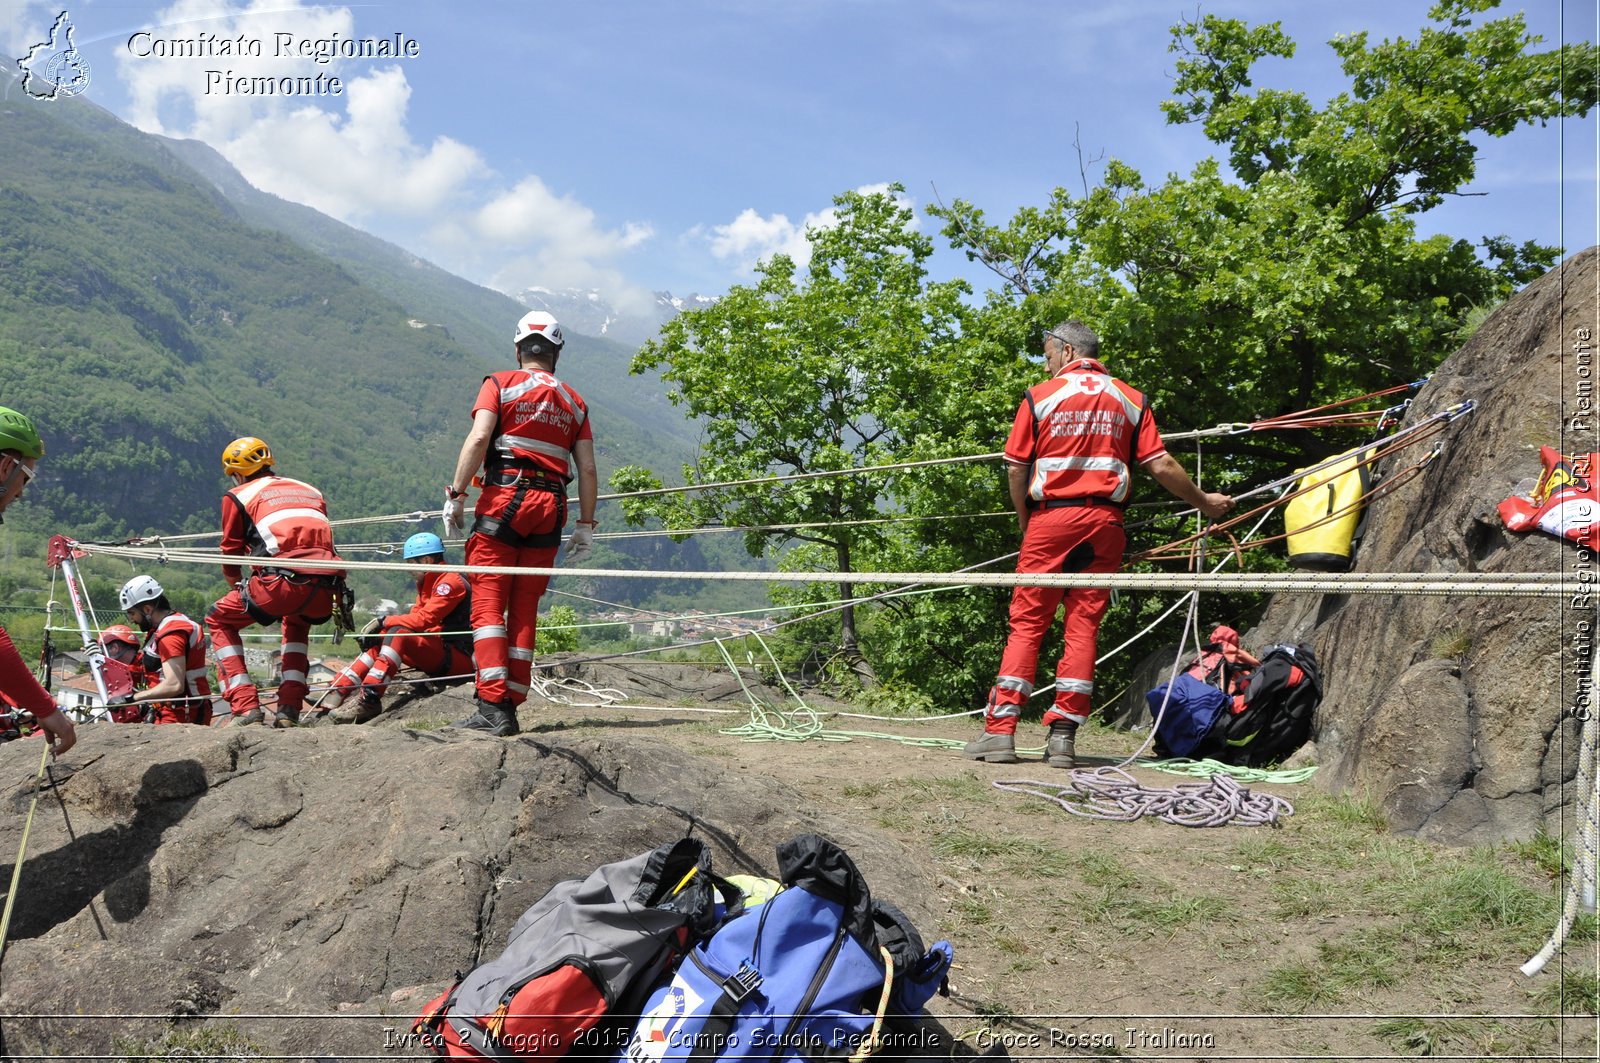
1285 448 1374 571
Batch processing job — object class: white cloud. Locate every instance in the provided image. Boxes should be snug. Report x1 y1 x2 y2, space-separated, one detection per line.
705 182 915 274
105 0 656 304
0 0 55 56
221 67 483 218
116 1 481 220
417 175 655 300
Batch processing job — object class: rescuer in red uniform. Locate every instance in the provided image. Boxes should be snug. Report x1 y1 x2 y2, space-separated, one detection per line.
206 437 345 728
99 625 147 723
964 322 1234 769
310 532 474 725
442 311 597 737
0 406 76 755
119 575 215 725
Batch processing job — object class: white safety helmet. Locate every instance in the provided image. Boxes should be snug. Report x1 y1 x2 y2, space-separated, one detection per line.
119 574 164 611
513 310 564 351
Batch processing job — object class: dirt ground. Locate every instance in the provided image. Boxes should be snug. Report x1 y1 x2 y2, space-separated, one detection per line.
377 658 1598 1063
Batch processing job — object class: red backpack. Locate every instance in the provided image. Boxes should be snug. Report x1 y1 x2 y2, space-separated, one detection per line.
413 837 736 1059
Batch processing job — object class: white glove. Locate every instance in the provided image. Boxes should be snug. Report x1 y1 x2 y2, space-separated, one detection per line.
565 522 595 564
442 489 466 539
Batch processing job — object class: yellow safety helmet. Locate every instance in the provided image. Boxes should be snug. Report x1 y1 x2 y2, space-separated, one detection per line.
221 436 274 477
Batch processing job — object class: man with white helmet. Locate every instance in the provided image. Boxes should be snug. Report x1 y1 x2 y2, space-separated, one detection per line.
0 406 75 755
118 574 214 725
206 436 345 728
442 311 598 736
308 531 474 725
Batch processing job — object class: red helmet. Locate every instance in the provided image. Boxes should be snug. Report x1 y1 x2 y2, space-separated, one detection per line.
100 624 140 649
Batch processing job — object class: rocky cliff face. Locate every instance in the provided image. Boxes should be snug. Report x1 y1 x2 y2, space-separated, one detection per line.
0 715 938 1059
1249 246 1599 845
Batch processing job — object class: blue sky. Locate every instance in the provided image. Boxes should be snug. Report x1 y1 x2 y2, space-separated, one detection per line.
4 0 1595 315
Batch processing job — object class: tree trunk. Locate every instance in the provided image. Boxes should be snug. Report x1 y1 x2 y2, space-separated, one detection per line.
835 541 878 687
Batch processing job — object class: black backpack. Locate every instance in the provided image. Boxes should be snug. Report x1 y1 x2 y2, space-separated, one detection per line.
1202 644 1323 767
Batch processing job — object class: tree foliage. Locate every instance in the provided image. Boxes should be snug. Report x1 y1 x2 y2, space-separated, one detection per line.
612 186 981 667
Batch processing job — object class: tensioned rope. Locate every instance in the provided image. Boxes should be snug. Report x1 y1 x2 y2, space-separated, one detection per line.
66 544 1577 597
105 384 1431 548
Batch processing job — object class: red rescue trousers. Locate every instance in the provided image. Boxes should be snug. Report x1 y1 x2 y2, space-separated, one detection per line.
207 572 335 717
985 506 1126 734
467 488 562 709
333 627 473 699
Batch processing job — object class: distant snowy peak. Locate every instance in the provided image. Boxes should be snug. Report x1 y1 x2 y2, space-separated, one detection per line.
509 286 717 346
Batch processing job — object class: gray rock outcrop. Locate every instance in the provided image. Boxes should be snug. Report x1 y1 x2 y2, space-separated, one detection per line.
0 715 938 1059
1249 246 1599 844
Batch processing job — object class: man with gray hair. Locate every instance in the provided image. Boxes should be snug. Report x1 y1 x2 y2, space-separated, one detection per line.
964 321 1233 768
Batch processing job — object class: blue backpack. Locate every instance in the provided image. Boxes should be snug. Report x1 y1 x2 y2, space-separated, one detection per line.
619 835 952 1063
1148 672 1233 758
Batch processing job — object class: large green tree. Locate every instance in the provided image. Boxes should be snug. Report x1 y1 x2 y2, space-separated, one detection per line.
617 1 1597 709
934 0 1593 467
611 187 984 676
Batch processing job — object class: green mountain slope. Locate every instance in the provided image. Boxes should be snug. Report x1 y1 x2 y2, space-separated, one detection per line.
0 81 694 544
0 92 465 537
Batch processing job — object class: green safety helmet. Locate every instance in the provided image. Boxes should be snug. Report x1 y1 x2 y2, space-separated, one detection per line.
0 407 43 458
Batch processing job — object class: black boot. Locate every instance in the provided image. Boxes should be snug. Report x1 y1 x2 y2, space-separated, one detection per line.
1046 720 1078 769
451 697 519 737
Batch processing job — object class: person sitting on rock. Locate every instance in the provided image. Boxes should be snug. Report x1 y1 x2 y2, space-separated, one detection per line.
98 624 147 723
308 532 474 725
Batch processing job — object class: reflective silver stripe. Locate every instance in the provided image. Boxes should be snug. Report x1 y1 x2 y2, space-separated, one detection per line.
987 702 1022 719
232 478 274 506
281 642 308 656
480 666 508 680
254 508 331 555
499 376 546 403
1107 381 1144 426
493 434 571 463
1031 456 1131 503
338 665 364 682
185 667 209 683
995 675 1033 695
281 669 306 684
508 647 534 662
508 680 530 695
379 646 402 666
1055 677 1094 695
223 674 252 691
214 644 244 661
474 626 507 641
553 381 586 429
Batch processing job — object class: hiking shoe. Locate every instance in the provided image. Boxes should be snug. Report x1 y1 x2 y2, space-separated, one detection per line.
450 698 519 737
1046 721 1078 769
963 729 1019 764
318 689 346 713
228 709 264 727
274 705 301 728
334 691 384 725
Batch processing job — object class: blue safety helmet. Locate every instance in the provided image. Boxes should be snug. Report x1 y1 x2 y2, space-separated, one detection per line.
403 531 445 561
